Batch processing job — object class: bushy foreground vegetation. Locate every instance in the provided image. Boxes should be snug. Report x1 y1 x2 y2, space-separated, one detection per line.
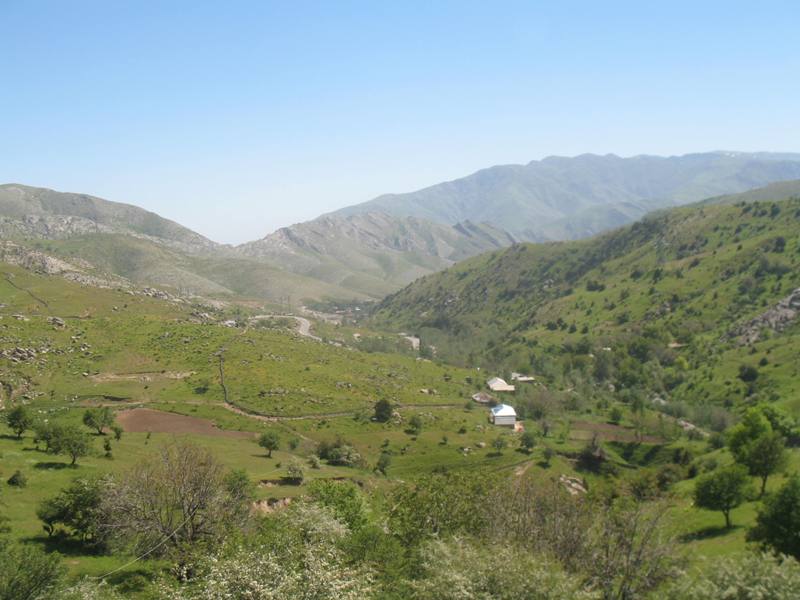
3 439 800 599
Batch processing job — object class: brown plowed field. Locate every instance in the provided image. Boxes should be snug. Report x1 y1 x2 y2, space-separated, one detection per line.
117 407 254 438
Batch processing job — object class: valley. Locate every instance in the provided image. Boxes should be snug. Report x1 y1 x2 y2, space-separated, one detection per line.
2 173 800 598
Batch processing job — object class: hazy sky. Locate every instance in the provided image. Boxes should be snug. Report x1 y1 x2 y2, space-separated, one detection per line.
1 1 798 243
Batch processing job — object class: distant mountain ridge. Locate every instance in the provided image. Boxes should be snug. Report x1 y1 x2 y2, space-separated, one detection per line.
0 184 218 254
236 211 516 297
331 152 800 241
3 152 800 303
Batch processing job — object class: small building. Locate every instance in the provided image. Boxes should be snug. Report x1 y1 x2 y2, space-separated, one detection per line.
471 391 495 404
490 404 517 427
487 377 515 392
511 372 535 383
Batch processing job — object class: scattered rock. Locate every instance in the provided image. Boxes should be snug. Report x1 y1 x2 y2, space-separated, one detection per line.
727 288 800 344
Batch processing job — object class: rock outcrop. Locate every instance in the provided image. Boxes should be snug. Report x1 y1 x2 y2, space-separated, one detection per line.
727 288 800 344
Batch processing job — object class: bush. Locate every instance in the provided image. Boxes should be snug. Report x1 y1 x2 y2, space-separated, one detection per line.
373 399 393 423
7 470 27 488
413 537 598 599
0 538 65 600
665 553 800 600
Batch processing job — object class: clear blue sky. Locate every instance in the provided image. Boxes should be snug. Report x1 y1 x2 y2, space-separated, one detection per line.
1 1 798 243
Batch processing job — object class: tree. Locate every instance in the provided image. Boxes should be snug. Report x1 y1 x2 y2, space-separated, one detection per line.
743 432 788 496
693 465 751 528
82 407 115 435
609 406 623 425
4 404 34 439
37 477 107 545
542 446 555 466
286 460 304 484
492 436 508 454
258 431 280 457
748 475 800 558
51 423 92 466
373 399 393 423
520 431 537 453
728 408 788 496
33 420 57 451
100 442 252 553
110 424 123 441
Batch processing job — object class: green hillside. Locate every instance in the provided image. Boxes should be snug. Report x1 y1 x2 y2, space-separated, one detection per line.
372 195 800 414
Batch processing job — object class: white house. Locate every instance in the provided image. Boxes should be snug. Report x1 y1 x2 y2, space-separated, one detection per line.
490 404 517 426
487 377 515 392
511 372 535 383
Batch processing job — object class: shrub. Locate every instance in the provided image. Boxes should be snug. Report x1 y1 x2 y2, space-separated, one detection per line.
665 553 800 600
413 537 598 599
7 470 27 488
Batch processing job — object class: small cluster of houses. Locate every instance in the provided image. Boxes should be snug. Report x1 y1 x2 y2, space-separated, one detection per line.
471 372 535 428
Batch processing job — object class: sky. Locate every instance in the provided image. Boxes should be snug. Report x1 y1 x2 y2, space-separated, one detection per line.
1 1 799 243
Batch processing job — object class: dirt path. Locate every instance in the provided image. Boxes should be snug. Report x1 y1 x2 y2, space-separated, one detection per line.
89 371 194 383
249 314 321 341
2 272 49 308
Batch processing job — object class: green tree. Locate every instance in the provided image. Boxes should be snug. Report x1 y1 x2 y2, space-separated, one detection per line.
744 432 788 496
37 477 106 544
728 408 788 496
4 405 34 439
286 460 304 484
609 406 623 425
258 431 280 457
51 423 92 466
82 407 115 435
33 420 57 451
373 399 393 423
748 475 800 558
693 465 751 528
520 431 537 453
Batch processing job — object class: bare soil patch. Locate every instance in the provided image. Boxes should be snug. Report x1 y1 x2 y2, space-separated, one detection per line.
570 420 664 444
117 407 254 438
90 371 194 383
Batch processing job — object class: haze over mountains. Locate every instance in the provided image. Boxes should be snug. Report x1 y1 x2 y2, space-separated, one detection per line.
2 151 800 303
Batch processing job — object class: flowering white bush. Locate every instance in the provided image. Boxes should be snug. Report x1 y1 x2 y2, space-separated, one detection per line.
412 537 599 600
160 503 374 599
664 553 800 600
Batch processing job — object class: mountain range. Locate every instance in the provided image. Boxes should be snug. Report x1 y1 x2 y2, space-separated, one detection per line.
2 151 800 303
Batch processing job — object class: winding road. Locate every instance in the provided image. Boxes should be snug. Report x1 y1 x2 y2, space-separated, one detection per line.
249 314 321 341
